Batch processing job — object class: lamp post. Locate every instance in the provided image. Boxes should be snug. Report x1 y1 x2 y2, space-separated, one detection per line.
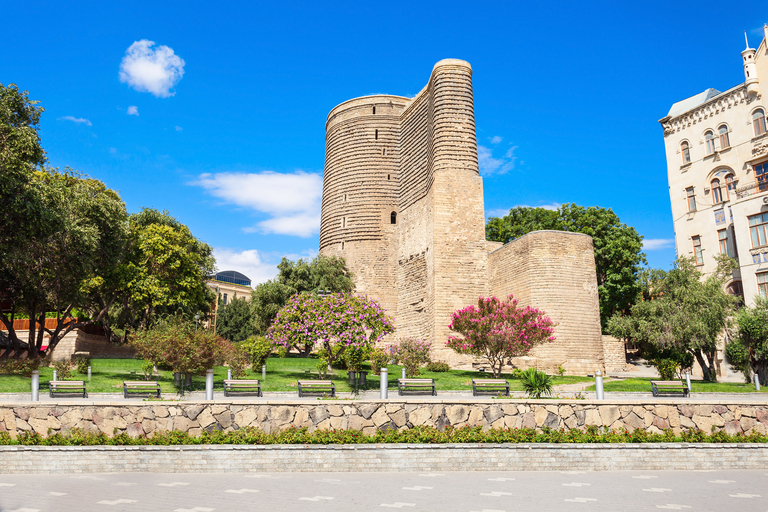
194 313 200 330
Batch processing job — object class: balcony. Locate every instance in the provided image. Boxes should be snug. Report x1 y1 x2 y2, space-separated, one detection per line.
736 181 768 199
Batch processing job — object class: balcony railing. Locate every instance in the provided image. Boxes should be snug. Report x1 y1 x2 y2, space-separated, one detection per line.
736 181 768 199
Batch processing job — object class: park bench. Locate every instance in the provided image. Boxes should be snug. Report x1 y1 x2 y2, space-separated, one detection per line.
49 380 87 398
123 380 161 399
398 378 436 396
651 380 689 397
472 378 510 396
297 380 335 397
223 379 262 397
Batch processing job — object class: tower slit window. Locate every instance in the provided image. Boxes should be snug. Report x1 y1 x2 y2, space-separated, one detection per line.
390 211 397 224
375 129 378 140
372 106 376 114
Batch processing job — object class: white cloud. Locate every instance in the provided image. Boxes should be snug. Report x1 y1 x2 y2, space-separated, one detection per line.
486 203 561 218
58 116 92 126
175 126 183 131
478 144 518 175
485 208 510 218
127 106 139 116
490 135 502 144
642 238 675 251
119 39 185 98
191 171 323 237
213 248 281 286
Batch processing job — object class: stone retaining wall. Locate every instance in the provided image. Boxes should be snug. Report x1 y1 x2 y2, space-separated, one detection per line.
1 400 767 439
2 443 767 474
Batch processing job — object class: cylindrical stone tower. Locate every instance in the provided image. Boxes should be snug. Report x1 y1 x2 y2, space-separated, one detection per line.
320 95 409 315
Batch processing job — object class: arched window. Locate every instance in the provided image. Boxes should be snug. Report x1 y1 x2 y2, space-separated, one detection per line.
718 125 730 149
725 174 736 200
681 141 691 164
390 211 397 224
705 130 716 154
711 178 722 204
754 109 767 137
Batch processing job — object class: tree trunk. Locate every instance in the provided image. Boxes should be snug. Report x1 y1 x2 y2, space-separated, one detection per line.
693 351 713 382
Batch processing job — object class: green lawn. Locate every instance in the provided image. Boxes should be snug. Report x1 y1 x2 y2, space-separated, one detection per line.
0 356 592 395
586 377 766 393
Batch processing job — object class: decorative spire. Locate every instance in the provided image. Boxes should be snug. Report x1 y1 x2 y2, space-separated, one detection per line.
744 31 750 50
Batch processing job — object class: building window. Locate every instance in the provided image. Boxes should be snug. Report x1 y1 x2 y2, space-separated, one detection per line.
681 141 691 164
727 280 743 301
749 212 768 248
718 229 729 255
754 109 767 137
375 129 378 140
705 131 716 154
391 211 397 224
758 273 768 298
718 125 730 149
725 174 736 199
223 293 228 305
692 236 703 265
686 187 696 212
755 161 768 192
372 106 376 114
731 225 739 258
711 179 722 204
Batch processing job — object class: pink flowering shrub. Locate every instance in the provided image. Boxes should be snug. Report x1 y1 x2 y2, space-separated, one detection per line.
267 293 394 370
446 295 556 378
389 338 432 377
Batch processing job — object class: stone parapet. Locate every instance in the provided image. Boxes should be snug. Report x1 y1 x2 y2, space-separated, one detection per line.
1 399 766 439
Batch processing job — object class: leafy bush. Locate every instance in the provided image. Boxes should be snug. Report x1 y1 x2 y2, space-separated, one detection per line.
725 337 752 383
511 368 525 379
342 345 367 372
389 338 431 377
520 368 553 399
227 345 249 378
74 358 91 375
0 358 40 377
2 425 766 447
141 360 155 380
52 360 72 379
424 361 450 372
649 358 680 381
240 336 272 369
369 348 389 375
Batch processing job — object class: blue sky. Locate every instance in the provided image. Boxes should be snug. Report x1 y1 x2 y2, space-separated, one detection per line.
4 1 768 284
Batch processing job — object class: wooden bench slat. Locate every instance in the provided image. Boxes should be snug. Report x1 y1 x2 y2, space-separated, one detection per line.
297 380 335 398
223 379 262 397
123 380 161 399
49 380 87 398
651 380 689 397
472 378 510 397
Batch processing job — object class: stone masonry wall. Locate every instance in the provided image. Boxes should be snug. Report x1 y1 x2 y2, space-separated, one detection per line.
487 231 605 375
1 400 766 439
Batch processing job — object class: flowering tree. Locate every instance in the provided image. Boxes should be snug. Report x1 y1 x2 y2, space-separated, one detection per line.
446 295 556 378
389 338 432 377
267 293 394 370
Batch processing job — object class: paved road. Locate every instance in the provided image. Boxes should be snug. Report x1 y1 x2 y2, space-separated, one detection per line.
1 470 766 512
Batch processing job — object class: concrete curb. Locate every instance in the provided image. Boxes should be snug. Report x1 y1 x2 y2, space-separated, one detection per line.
2 443 767 473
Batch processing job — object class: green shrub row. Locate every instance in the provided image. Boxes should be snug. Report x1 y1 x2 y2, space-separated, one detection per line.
1 426 766 446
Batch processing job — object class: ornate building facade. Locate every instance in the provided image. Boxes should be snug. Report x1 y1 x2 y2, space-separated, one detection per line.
319 59 614 374
659 25 768 307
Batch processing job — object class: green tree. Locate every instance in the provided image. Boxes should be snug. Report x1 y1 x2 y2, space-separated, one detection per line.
486 204 646 330
730 297 768 384
607 256 738 381
216 296 255 343
250 255 354 334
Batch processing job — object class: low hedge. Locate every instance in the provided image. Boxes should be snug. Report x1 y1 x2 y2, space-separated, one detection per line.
2 426 767 446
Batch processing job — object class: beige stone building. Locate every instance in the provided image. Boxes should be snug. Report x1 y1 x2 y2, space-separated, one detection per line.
319 59 613 374
659 25 768 307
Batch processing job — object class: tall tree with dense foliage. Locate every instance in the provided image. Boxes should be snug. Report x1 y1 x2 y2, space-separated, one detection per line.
268 292 393 368
250 255 354 334
216 296 255 343
446 295 556 378
726 297 768 384
486 204 646 330
607 256 739 381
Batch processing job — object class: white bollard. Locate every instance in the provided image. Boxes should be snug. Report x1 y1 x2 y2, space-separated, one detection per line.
262 364 266 381
595 370 604 400
227 368 232 381
380 368 388 399
52 370 57 382
87 366 92 381
205 369 214 400
31 370 39 402
685 372 692 392
755 372 761 391
401 368 406 379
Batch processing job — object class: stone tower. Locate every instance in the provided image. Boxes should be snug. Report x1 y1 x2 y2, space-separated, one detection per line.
320 60 608 374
